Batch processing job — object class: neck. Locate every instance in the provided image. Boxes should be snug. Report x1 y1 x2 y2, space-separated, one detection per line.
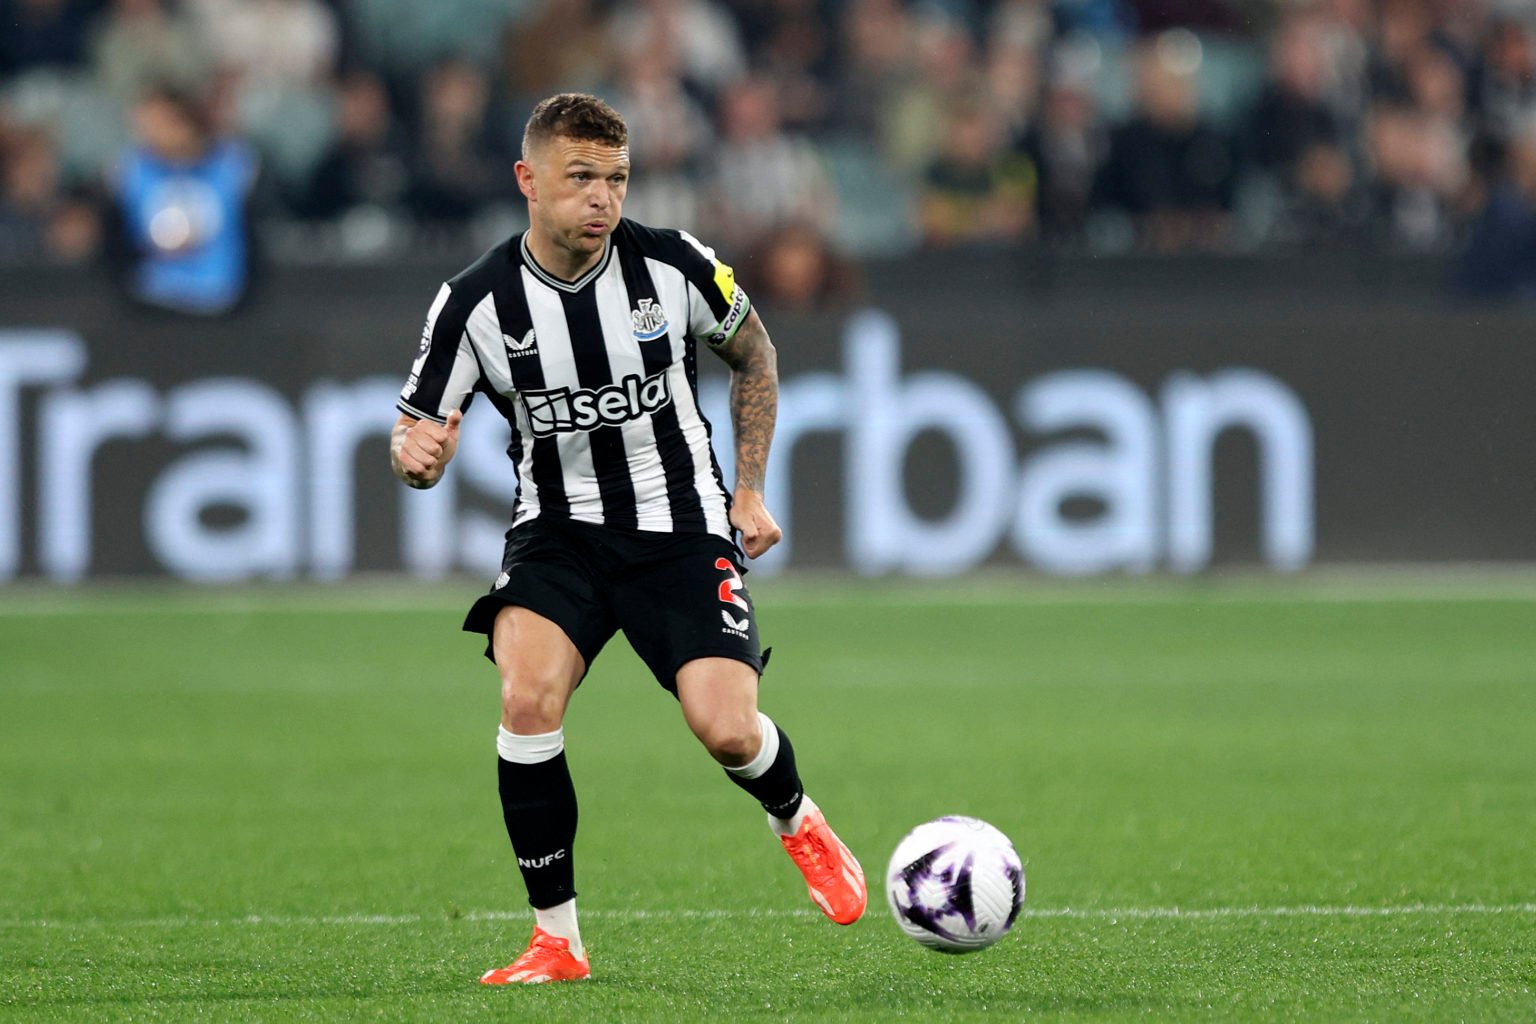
524 227 606 282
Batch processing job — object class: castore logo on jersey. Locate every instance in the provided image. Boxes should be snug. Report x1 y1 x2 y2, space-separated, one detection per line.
503 329 538 358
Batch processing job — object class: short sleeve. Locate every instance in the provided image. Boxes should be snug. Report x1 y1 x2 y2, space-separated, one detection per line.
676 230 752 347
397 282 481 423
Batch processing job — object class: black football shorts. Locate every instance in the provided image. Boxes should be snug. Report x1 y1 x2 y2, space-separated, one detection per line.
463 517 764 690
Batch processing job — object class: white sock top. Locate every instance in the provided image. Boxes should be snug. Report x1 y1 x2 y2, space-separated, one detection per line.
724 712 778 780
497 725 564 764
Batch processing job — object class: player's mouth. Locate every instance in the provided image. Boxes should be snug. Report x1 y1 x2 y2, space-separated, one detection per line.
582 221 608 235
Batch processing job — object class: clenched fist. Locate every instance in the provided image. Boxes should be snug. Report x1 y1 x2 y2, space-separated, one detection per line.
730 486 782 559
391 409 462 488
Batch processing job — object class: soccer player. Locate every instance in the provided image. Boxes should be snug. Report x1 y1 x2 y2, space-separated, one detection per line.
389 93 866 985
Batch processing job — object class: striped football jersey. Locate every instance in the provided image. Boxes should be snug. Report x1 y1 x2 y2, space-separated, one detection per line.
397 219 752 537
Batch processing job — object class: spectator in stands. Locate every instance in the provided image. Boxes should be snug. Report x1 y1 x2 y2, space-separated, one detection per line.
1406 34 1469 123
0 120 100 261
296 67 410 221
1021 51 1109 245
406 57 506 226
1453 110 1536 301
880 5 977 174
1429 0 1487 80
494 0 610 129
984 28 1043 150
1470 14 1536 146
1366 0 1439 105
1243 11 1365 244
3 0 1530 267
89 0 209 106
918 93 1037 247
1365 97 1465 250
607 33 712 232
734 0 836 135
1310 0 1371 123
707 74 834 249
830 0 911 142
188 0 338 87
105 83 257 314
606 0 746 94
989 0 1052 51
1095 34 1237 252
747 219 862 312
0 0 99 77
1247 14 1350 185
1365 14 1471 251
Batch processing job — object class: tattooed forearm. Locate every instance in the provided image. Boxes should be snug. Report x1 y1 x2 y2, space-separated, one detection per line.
719 310 778 493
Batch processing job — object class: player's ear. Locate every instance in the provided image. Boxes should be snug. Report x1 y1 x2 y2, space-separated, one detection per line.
515 159 536 201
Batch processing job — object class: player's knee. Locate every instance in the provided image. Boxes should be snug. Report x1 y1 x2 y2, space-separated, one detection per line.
697 711 762 767
500 672 568 732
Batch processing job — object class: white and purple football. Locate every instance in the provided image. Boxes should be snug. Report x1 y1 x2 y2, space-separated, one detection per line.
885 816 1025 953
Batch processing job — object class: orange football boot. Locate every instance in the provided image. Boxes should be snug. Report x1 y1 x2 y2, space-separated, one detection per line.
780 802 867 925
479 926 591 985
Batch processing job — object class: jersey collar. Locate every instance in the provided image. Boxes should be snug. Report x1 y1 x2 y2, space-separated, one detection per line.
518 230 614 293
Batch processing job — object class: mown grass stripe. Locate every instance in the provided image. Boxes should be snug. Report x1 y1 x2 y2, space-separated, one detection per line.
5 903 1533 930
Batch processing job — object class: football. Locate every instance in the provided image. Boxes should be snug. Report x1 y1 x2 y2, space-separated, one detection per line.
885 816 1025 953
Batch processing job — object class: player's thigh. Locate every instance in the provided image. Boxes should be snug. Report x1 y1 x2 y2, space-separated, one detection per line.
675 656 762 758
614 536 764 694
491 605 587 731
462 520 619 728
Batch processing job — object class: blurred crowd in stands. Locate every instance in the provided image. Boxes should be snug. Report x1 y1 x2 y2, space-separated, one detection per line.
5 0 1536 308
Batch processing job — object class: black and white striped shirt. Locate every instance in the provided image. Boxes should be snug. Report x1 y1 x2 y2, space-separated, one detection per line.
398 219 752 538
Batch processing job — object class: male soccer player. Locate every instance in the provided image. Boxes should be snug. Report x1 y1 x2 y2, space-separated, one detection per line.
389 93 866 985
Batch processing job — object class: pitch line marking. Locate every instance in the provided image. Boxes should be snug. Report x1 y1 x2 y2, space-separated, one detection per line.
4 903 1535 931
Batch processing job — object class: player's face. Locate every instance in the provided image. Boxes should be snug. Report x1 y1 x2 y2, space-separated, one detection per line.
518 136 629 269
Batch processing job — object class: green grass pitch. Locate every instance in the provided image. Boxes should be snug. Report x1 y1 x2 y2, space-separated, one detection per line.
3 580 1534 1021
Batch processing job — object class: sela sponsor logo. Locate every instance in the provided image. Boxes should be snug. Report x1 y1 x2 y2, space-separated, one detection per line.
631 298 669 342
521 369 671 437
504 329 538 358
417 324 432 356
517 849 567 869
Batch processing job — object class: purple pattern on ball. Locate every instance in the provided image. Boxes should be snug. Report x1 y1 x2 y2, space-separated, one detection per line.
896 841 977 942
1004 858 1024 929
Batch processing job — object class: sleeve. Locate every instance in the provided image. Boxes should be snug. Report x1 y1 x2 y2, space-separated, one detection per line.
675 229 752 348
397 282 481 423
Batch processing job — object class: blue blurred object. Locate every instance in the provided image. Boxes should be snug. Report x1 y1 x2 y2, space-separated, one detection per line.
1053 0 1137 41
115 138 256 315
1453 179 1536 301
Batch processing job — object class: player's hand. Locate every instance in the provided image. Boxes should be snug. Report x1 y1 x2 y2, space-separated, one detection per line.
394 409 462 487
730 487 782 559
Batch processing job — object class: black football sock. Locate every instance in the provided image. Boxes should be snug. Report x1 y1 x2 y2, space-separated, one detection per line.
497 741 578 910
724 713 805 821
